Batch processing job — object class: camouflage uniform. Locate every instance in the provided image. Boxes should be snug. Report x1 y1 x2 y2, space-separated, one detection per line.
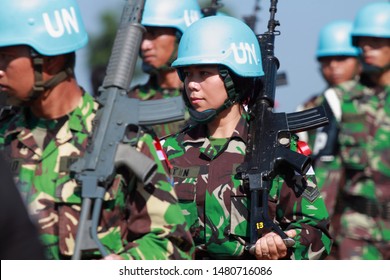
302 81 358 259
129 76 189 139
163 114 332 260
298 81 361 191
0 92 194 260
321 80 390 259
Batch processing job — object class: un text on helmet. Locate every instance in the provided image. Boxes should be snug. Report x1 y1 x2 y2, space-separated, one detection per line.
43 7 80 38
231 42 258 65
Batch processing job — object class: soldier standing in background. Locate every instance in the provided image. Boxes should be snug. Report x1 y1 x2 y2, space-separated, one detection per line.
296 20 362 259
128 0 202 139
296 20 361 152
0 0 193 260
321 1 390 259
163 15 331 260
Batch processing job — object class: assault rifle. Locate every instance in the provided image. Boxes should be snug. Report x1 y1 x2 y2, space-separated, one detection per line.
70 0 185 259
236 0 329 254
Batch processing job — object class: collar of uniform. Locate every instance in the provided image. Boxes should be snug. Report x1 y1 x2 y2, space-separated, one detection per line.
67 91 98 134
181 114 249 146
138 86 182 100
1 110 51 157
336 80 359 95
2 91 97 144
336 80 369 101
135 83 158 100
1 109 26 139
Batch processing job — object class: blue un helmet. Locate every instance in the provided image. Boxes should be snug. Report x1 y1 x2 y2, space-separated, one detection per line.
142 0 202 35
0 0 88 102
0 0 88 55
316 20 360 58
172 16 264 123
351 1 390 43
351 2 390 73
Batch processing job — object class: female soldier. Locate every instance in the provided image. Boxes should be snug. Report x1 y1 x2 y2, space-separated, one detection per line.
163 15 331 260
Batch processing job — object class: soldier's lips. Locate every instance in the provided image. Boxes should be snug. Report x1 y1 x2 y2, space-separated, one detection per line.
190 97 204 105
0 84 9 92
363 56 376 64
142 55 155 64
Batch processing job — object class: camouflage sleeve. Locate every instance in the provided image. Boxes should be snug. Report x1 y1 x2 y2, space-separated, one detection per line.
119 132 194 260
314 156 344 216
273 171 332 260
270 137 332 260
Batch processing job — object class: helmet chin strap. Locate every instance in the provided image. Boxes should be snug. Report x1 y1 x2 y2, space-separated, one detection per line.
186 67 238 124
188 99 235 124
27 49 74 103
362 61 390 75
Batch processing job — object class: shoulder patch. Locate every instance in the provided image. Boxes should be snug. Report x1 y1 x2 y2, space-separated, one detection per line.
292 170 320 203
302 184 320 203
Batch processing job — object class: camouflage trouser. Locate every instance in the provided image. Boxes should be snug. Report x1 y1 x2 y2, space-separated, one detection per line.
338 237 390 260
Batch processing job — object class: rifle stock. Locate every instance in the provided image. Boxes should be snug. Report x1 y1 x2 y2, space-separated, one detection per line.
236 0 328 255
70 0 185 259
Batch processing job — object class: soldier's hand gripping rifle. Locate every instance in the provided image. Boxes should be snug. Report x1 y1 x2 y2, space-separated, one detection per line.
70 0 185 259
236 0 329 255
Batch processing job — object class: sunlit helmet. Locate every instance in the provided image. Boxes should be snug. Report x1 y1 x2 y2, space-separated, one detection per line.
0 0 88 55
172 15 264 79
316 20 360 58
351 2 390 44
172 16 263 124
142 0 202 34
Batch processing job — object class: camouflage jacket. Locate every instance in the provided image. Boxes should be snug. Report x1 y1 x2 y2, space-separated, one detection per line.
321 80 390 243
128 76 189 139
0 92 194 260
296 81 361 204
163 115 331 260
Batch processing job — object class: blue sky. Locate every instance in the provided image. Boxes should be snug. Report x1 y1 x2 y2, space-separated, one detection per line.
76 0 377 113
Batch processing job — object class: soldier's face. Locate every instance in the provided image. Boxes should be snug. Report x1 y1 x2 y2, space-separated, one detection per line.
182 65 227 112
319 56 361 86
0 46 35 104
357 37 390 69
141 27 177 68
